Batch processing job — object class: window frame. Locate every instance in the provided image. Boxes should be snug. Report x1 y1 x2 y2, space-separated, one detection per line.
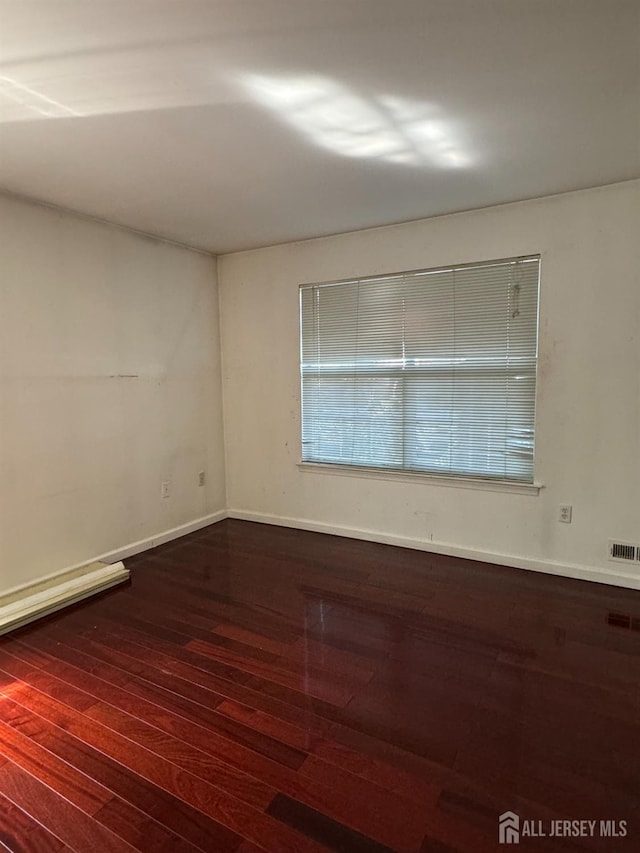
298 255 542 492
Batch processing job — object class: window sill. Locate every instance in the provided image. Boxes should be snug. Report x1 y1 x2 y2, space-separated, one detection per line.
297 462 542 495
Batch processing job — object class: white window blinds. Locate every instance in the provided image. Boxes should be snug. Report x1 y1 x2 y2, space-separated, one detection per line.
300 255 540 483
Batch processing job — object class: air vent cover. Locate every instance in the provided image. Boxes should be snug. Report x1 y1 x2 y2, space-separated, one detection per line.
607 612 640 632
608 540 640 563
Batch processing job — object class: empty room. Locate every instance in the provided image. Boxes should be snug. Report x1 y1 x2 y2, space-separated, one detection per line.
1 1 639 851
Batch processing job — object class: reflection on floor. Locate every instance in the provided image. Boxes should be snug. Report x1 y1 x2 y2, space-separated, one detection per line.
0 519 639 852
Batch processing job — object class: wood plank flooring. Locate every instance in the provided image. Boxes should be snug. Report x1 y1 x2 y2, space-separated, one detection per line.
1 519 639 852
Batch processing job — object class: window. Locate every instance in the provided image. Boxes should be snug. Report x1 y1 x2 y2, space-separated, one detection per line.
300 255 540 483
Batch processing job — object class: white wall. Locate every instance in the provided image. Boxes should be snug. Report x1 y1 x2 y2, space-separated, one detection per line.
0 195 225 593
219 180 640 586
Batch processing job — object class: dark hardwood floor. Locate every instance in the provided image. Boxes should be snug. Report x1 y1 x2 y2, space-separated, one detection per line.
1 519 639 852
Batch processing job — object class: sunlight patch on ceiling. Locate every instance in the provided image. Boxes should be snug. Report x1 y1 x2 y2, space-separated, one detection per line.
0 75 82 121
243 74 472 169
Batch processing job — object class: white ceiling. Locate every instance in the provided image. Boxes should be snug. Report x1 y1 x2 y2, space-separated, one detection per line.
1 0 639 254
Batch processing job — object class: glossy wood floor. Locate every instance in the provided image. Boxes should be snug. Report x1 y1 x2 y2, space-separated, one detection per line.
1 520 639 853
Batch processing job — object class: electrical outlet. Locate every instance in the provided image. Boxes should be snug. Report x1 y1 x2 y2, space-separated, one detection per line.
161 480 170 499
198 471 206 487
558 504 572 523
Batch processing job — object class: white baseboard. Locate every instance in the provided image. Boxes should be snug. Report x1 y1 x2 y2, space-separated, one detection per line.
1 512 229 602
0 510 227 635
0 561 129 635
4 505 635 636
101 510 228 563
227 509 640 591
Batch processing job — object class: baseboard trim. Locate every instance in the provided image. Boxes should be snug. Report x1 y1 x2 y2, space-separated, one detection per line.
1 511 227 634
5 506 635 634
0 561 129 635
227 509 640 591
101 510 228 564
